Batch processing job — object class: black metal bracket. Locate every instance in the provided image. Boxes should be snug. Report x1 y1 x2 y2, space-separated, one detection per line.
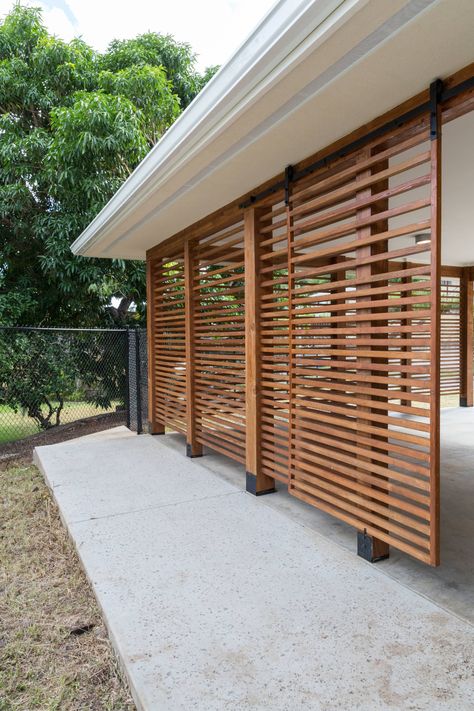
284 164 294 206
430 78 443 140
357 531 389 563
460 396 472 408
186 443 203 458
246 472 276 496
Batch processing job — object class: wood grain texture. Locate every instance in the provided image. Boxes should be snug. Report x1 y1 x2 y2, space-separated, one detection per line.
146 255 164 433
244 207 277 491
184 240 203 455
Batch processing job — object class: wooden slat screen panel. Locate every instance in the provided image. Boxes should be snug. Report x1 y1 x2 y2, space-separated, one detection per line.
286 115 439 564
440 279 460 397
145 69 474 566
259 194 290 484
192 221 246 463
152 249 187 434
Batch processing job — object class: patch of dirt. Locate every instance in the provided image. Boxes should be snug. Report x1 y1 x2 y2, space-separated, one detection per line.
0 463 136 710
0 412 126 470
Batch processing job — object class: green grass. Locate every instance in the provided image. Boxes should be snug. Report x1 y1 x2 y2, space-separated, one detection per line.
0 402 120 445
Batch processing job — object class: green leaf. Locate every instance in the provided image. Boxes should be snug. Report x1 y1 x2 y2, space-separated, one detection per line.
0 5 217 328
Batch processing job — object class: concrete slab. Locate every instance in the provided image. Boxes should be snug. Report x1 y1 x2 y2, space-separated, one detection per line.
161 408 474 625
35 431 474 711
35 434 234 523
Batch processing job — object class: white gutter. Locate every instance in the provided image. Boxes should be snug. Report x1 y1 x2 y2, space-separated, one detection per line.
71 0 369 257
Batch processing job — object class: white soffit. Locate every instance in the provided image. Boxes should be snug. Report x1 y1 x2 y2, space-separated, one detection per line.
442 111 474 267
71 0 474 260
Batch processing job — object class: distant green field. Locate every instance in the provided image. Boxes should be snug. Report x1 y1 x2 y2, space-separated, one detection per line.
0 401 119 445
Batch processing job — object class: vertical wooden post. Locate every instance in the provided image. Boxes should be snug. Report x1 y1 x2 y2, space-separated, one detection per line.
244 207 275 495
146 253 165 434
184 239 203 457
459 267 473 407
429 79 442 567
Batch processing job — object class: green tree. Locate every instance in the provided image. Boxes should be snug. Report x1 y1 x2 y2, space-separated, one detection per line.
0 4 217 327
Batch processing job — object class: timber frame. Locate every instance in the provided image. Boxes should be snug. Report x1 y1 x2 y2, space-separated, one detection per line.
146 63 474 567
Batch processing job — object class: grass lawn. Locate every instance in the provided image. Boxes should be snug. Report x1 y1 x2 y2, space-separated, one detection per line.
0 402 119 445
0 464 135 710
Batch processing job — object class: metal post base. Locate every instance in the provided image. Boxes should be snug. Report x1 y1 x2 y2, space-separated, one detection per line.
186 443 203 458
460 396 473 407
357 531 389 563
246 472 276 496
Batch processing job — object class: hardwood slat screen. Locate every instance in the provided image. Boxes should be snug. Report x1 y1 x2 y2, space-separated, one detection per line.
152 249 187 434
145 70 471 565
192 220 246 463
440 279 461 398
285 114 439 564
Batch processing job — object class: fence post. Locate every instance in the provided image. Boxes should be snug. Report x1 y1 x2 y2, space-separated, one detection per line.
135 328 143 434
125 327 131 430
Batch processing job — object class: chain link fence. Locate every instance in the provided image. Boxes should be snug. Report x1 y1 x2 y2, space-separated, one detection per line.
126 328 148 434
0 327 149 449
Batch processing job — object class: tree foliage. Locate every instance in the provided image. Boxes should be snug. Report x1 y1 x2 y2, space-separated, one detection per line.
0 5 218 327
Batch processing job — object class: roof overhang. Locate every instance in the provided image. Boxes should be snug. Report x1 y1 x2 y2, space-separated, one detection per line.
72 0 474 260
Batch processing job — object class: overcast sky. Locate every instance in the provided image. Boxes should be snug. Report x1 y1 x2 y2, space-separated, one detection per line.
0 0 277 70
